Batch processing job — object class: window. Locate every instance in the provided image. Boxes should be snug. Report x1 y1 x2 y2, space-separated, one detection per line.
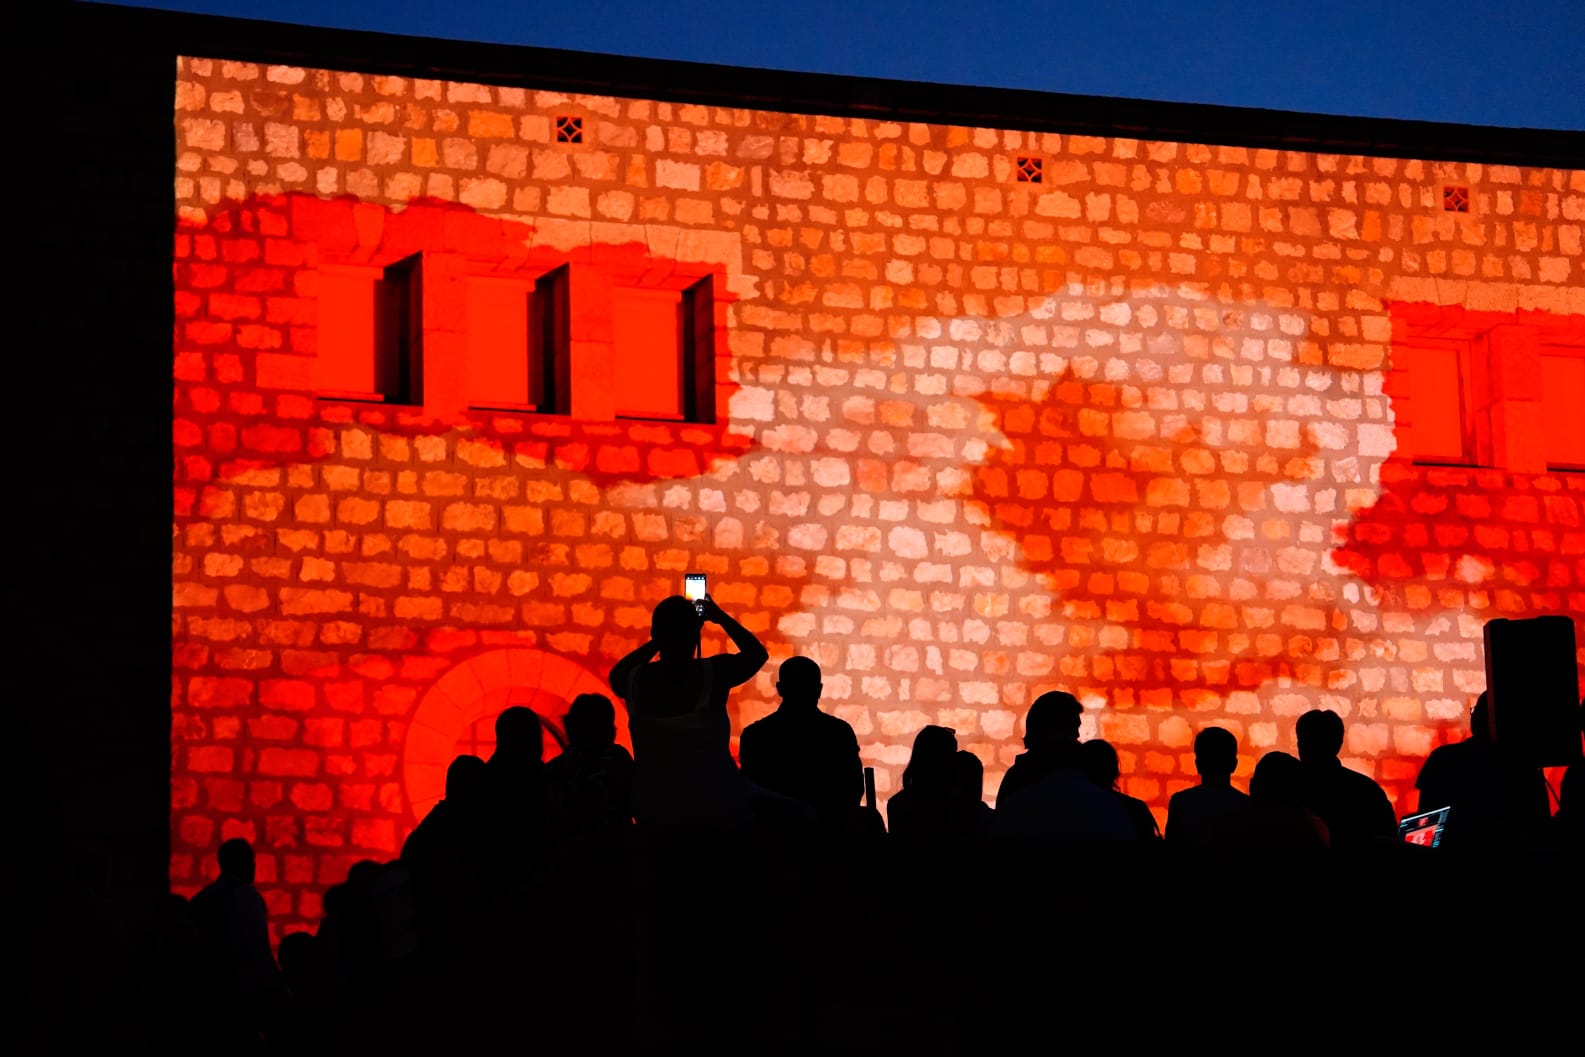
1396 339 1472 465
612 276 716 423
1391 304 1585 474
1541 347 1585 469
465 266 569 413
555 115 583 144
314 255 421 403
305 223 729 426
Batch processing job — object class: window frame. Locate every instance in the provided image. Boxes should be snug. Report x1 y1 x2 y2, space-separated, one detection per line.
612 274 718 425
463 263 570 416
1539 342 1585 472
313 253 423 406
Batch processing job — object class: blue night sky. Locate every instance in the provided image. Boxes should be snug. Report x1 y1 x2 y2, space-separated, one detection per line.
106 0 1584 131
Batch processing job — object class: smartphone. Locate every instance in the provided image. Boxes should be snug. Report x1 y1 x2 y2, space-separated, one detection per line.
684 573 707 615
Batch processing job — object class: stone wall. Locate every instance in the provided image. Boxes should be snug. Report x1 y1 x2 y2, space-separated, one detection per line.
171 56 1584 931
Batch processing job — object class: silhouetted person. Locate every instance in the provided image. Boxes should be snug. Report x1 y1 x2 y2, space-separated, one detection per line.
1081 739 1161 841
544 692 635 845
401 755 490 964
997 690 1083 806
991 732 1134 843
273 931 330 1049
609 594 769 829
738 657 864 826
1165 727 1251 844
1413 693 1550 848
953 749 997 838
190 838 281 1047
1212 750 1329 848
486 705 549 876
1295 709 1397 849
886 725 960 838
331 859 387 970
403 755 490 877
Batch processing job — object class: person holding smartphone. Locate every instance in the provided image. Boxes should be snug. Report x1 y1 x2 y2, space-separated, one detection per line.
608 589 769 829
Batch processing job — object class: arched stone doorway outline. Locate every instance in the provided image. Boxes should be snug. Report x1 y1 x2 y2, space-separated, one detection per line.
401 648 627 822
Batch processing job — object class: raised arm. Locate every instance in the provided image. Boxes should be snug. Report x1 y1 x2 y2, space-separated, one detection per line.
698 595 768 687
608 639 660 701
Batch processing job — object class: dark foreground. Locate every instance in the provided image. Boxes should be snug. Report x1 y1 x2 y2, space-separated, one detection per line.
28 836 1582 1053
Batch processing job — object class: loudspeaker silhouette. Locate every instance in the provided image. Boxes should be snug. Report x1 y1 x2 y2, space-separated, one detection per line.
1483 616 1583 768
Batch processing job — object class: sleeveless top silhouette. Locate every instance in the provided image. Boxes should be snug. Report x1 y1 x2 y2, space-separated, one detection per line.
625 657 752 829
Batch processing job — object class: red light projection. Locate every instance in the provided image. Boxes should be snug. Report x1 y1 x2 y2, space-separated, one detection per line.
402 648 623 819
970 337 1326 711
171 193 765 921
1333 305 1585 612
171 56 1584 933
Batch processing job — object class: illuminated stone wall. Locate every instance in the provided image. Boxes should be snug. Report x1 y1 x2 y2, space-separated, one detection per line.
171 56 1585 930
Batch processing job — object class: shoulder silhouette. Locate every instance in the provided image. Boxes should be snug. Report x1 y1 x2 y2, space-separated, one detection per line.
1081 739 1161 841
1211 750 1330 848
545 692 635 846
1165 726 1251 844
1414 692 1550 848
996 690 1083 807
189 838 282 1045
739 656 865 827
609 594 767 829
1295 710 1397 849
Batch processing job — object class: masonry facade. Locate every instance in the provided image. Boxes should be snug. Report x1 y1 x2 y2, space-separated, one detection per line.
170 55 1585 930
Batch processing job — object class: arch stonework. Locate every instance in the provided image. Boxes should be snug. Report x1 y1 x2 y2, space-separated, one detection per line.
401 648 627 822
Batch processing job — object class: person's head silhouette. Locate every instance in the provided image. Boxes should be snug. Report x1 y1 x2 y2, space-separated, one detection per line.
1080 739 1122 791
445 753 488 803
1194 727 1239 783
1025 691 1082 752
1295 709 1345 767
564 693 617 753
216 837 255 884
494 706 544 762
278 930 317 983
651 595 702 659
903 725 958 789
954 750 985 803
1250 751 1306 804
776 656 822 708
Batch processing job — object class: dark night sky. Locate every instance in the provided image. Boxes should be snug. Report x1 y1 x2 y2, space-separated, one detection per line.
105 0 1584 131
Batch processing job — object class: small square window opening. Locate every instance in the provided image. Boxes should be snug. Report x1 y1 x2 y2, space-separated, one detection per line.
1443 185 1470 213
1016 156 1043 183
555 115 583 144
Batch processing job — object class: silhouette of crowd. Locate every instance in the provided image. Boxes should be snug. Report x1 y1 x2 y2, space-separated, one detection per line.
72 595 1583 1050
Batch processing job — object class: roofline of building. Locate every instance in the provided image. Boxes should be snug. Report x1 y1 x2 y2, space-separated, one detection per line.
77 1 1585 168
